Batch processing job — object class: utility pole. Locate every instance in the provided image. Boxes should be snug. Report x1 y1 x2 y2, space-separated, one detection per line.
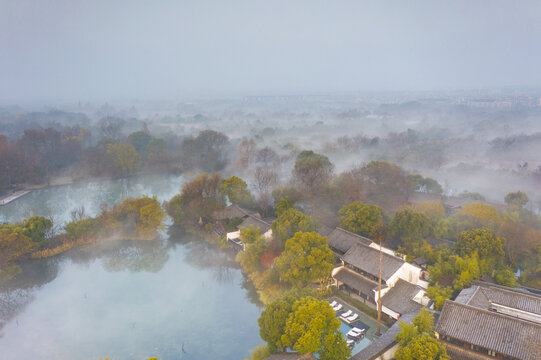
376 232 383 336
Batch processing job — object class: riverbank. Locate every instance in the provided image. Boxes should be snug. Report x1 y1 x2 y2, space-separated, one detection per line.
0 190 31 206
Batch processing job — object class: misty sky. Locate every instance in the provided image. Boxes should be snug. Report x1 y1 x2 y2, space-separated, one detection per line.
1 0 541 102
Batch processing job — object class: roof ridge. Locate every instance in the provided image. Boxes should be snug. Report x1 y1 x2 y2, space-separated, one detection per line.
348 241 405 263
441 299 541 327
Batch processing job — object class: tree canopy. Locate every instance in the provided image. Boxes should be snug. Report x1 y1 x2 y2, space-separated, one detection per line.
281 296 350 360
394 308 449 360
274 231 334 287
504 191 529 208
292 150 334 201
455 228 504 261
271 208 316 246
390 208 431 255
338 201 384 239
220 176 254 208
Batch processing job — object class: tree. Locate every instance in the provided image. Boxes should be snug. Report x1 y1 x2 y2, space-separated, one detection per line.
455 228 504 261
338 201 384 239
426 284 453 311
106 143 138 177
292 150 334 207
181 130 229 171
282 296 350 359
236 139 256 169
411 201 446 219
244 344 271 360
394 308 449 360
0 232 37 283
408 174 443 195
390 208 431 255
275 196 293 217
258 294 298 352
360 161 411 210
271 208 316 246
238 225 268 273
274 232 334 287
220 176 254 207
166 173 225 224
127 131 152 154
459 202 501 230
504 191 529 208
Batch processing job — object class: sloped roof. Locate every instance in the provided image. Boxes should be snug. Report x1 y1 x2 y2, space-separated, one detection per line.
326 227 372 255
381 279 423 315
342 242 405 281
211 204 253 221
456 283 541 316
435 300 541 360
333 266 377 295
238 214 271 233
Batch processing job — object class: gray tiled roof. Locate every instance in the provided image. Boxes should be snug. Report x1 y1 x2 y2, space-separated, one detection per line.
333 266 377 295
211 204 253 221
435 300 541 360
342 242 405 281
381 279 423 315
326 227 372 255
456 283 541 315
238 215 271 233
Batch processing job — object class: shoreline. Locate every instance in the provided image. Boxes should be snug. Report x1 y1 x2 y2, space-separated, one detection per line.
0 190 31 206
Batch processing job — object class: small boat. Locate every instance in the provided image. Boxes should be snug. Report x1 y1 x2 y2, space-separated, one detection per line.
329 300 337 307
340 310 353 318
333 303 343 312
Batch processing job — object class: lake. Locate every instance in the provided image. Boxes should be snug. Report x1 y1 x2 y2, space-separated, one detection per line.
0 174 264 360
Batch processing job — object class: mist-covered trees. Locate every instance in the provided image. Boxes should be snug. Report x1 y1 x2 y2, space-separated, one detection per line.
504 191 529 208
338 201 384 239
0 232 38 283
181 130 229 171
390 208 431 255
220 176 255 208
292 150 334 203
165 173 225 224
106 143 138 177
274 232 334 287
238 225 269 273
455 228 504 261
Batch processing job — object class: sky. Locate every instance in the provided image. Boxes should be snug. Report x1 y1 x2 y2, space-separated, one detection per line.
1 0 541 102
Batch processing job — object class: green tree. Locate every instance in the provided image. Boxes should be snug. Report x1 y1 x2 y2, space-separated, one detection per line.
292 150 334 207
271 208 316 246
459 202 501 230
65 217 98 240
127 131 152 154
338 201 384 239
165 173 225 224
220 176 255 207
106 143 138 177
394 308 449 360
426 284 453 311
244 344 271 360
390 208 431 256
504 191 529 208
494 265 517 287
258 294 298 352
0 232 37 283
455 228 504 261
274 232 334 287
408 174 443 195
360 161 411 210
275 196 292 217
282 296 350 359
238 225 268 273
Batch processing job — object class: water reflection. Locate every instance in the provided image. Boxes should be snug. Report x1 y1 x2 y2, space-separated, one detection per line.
0 233 264 360
0 173 184 225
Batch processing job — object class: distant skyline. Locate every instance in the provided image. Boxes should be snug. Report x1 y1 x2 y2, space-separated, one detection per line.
1 0 541 103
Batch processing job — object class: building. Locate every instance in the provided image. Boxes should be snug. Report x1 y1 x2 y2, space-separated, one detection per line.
329 228 429 320
226 214 273 250
435 282 541 360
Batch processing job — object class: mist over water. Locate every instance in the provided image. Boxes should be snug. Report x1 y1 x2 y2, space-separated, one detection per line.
0 174 184 224
0 238 263 360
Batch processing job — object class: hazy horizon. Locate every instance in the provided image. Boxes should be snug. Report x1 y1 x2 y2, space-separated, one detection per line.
2 0 541 103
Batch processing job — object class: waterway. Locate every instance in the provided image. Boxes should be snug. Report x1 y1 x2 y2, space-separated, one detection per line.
0 174 264 360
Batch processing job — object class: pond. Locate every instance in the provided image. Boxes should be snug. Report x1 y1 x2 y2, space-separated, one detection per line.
0 173 185 225
0 235 264 360
0 174 264 359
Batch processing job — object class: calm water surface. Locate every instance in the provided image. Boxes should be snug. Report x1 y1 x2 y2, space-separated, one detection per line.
0 174 264 359
0 173 185 225
0 237 263 360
